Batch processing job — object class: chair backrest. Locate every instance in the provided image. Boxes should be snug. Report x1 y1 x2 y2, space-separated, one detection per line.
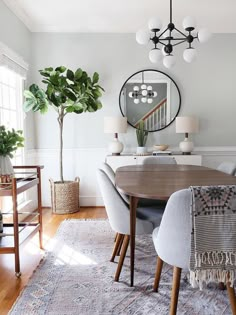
99 162 130 204
153 189 192 269
142 156 177 165
97 169 153 235
99 162 115 184
217 162 236 175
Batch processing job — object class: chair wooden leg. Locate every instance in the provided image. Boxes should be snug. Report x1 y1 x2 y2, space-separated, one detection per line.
153 256 164 292
116 234 124 256
226 282 236 315
110 233 123 262
114 235 130 282
114 232 118 242
170 266 182 315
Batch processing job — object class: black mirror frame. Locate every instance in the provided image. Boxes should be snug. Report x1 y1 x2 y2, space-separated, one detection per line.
119 69 181 132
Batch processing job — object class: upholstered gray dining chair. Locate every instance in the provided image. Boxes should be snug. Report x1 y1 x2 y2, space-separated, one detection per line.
217 161 236 175
97 168 164 282
142 156 177 165
152 188 236 315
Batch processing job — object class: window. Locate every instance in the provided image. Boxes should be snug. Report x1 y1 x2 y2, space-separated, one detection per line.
0 66 24 165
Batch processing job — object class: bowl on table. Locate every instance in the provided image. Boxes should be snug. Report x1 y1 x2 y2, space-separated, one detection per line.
153 144 169 151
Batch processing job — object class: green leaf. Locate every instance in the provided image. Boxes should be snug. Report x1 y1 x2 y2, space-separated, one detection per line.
65 106 75 113
55 66 66 73
23 99 35 112
67 69 74 81
44 67 53 72
24 90 35 99
29 84 40 94
63 89 77 101
93 72 99 84
75 68 83 80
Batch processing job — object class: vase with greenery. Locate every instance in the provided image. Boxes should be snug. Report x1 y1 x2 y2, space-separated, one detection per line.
136 120 148 154
0 125 24 182
23 66 104 213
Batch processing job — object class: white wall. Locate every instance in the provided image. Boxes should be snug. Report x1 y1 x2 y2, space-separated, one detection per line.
0 0 36 150
27 32 236 206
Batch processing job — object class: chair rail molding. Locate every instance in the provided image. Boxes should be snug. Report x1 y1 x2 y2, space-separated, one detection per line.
25 146 236 207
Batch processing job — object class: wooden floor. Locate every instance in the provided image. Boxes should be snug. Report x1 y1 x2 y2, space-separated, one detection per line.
0 207 107 315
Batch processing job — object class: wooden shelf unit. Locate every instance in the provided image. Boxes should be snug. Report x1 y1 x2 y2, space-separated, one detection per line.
0 165 44 277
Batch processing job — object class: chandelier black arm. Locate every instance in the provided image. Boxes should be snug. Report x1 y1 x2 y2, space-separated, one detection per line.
174 27 188 38
172 39 188 47
160 37 187 42
157 27 169 38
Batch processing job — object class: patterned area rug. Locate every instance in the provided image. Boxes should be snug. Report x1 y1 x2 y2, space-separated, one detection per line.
9 220 232 315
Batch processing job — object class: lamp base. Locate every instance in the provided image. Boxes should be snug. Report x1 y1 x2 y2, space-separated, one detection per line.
108 138 124 155
179 138 194 155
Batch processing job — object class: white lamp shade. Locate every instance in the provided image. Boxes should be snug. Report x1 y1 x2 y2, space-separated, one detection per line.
141 84 147 90
147 85 152 91
104 116 127 133
141 97 147 103
147 98 153 104
141 90 148 96
183 48 197 63
136 29 150 45
163 55 176 68
134 99 140 104
133 86 139 91
153 91 158 97
198 28 212 43
149 49 162 63
176 116 199 133
148 17 162 31
182 16 196 30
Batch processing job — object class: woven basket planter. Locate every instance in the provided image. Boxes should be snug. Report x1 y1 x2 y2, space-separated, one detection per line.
50 177 80 214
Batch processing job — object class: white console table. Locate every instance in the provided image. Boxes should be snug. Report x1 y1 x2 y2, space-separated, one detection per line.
106 154 202 171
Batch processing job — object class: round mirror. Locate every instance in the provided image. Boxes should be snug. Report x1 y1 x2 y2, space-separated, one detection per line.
119 69 181 132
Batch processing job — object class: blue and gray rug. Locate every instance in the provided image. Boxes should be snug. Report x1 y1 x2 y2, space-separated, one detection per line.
9 219 232 314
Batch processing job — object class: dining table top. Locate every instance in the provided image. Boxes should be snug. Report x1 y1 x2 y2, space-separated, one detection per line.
115 164 236 200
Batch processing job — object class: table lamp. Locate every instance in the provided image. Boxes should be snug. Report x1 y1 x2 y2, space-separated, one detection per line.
176 116 199 155
104 116 127 155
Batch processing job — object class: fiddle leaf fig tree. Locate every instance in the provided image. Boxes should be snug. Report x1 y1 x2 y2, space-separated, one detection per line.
23 66 104 182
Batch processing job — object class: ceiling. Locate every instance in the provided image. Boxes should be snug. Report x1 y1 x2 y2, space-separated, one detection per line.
3 0 236 33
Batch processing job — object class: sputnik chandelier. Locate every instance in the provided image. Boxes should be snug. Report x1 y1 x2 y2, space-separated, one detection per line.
128 72 157 104
136 0 211 68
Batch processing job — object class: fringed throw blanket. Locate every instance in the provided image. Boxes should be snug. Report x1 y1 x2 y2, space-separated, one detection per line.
190 185 236 289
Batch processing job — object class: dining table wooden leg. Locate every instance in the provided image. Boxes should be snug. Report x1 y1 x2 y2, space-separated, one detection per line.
130 196 139 287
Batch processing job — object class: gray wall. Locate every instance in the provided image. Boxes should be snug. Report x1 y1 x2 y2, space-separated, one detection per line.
0 0 34 149
30 33 236 150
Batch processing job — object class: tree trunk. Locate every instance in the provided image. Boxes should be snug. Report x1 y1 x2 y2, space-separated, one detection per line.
58 109 64 182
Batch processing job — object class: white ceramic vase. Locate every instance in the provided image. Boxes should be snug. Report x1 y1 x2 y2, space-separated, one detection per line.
0 155 14 175
136 146 147 155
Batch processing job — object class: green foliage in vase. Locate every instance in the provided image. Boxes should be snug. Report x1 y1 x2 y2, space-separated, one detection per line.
23 66 104 182
0 126 24 158
136 120 148 147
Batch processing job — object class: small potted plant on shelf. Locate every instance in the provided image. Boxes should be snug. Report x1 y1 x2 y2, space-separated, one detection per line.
136 120 148 154
0 126 24 185
23 66 104 214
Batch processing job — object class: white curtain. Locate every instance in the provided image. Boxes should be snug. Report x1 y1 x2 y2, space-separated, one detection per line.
0 42 28 79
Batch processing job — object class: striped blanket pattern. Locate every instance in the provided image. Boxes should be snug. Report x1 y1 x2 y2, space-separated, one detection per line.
189 185 236 289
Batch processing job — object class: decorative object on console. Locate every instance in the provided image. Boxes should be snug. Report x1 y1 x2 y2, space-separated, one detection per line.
104 116 127 155
23 66 104 214
0 126 24 185
176 116 199 155
136 0 211 68
136 120 149 154
119 70 181 132
153 144 169 151
128 71 157 104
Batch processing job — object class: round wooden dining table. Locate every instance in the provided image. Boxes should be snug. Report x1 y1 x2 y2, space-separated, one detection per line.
115 164 236 287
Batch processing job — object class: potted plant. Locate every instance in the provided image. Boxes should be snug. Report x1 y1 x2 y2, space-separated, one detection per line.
136 120 148 154
23 66 104 214
0 126 24 184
